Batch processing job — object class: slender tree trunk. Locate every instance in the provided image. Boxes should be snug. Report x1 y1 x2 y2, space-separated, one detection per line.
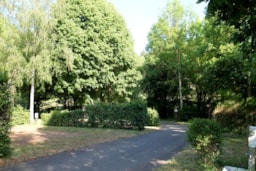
247 71 252 97
177 49 183 110
30 69 35 124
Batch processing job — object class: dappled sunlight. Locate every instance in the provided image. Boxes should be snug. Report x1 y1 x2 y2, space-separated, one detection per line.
3 123 187 171
150 159 170 166
11 125 79 145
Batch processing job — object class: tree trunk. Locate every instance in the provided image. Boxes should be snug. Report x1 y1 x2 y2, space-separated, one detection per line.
247 71 252 97
177 49 183 110
29 69 35 124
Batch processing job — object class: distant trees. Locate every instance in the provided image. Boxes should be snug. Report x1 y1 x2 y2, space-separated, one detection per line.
198 0 256 98
142 0 249 118
142 0 193 118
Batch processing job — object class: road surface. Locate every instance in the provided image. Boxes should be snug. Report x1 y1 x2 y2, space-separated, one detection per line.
0 124 187 171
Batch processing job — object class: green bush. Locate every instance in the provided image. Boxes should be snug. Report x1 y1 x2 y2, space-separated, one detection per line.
41 112 51 125
147 108 160 126
41 109 86 127
187 118 222 170
11 105 30 126
0 72 11 158
86 101 147 130
41 101 148 130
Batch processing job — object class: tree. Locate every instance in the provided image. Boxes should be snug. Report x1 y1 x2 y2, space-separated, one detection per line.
52 0 141 106
0 0 54 123
0 15 12 158
142 0 195 117
185 17 239 114
198 0 256 98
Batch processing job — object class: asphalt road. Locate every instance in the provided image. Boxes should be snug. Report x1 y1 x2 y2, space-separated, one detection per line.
0 124 187 171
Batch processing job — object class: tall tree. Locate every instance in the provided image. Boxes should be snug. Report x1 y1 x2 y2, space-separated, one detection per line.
0 14 13 158
0 0 54 123
143 0 195 117
198 0 256 98
52 0 141 106
185 17 239 114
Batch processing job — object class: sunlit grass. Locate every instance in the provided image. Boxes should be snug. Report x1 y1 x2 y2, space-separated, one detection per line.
155 133 248 171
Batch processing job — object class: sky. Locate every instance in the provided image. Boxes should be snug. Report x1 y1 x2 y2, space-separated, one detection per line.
107 0 208 55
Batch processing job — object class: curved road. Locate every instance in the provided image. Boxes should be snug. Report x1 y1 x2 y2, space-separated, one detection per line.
0 124 187 171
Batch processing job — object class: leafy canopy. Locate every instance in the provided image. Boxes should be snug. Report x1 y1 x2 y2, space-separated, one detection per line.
52 0 141 105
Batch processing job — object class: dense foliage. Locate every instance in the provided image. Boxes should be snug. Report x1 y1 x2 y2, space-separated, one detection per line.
0 0 254 149
86 101 147 130
198 0 256 99
147 108 160 126
187 118 222 170
51 0 141 107
11 105 30 126
42 101 149 130
0 72 11 158
142 0 256 122
41 109 86 127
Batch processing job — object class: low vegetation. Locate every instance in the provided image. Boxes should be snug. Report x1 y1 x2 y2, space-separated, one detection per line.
187 118 222 170
155 132 248 171
41 101 159 130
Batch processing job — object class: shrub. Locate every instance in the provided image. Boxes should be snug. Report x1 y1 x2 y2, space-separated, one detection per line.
187 118 222 170
86 101 147 130
0 72 11 158
147 108 160 126
41 101 148 130
11 105 29 126
41 109 86 127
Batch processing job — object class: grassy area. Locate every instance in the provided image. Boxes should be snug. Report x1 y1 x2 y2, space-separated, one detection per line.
155 133 248 171
2 125 154 167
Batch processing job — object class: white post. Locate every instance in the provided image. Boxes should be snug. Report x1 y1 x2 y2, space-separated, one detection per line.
248 126 256 171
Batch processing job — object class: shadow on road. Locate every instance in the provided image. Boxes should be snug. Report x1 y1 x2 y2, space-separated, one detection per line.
1 123 188 171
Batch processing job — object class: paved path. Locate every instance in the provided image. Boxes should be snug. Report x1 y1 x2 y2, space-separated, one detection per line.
0 124 187 171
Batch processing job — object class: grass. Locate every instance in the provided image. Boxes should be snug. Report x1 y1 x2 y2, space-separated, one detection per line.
155 132 248 171
2 125 154 167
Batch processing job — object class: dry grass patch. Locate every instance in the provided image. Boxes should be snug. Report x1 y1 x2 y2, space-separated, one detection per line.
1 125 154 167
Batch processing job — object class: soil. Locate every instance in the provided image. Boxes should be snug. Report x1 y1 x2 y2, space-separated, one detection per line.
10 125 78 146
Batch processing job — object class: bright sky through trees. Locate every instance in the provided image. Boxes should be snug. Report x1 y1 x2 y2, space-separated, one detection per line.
108 0 207 54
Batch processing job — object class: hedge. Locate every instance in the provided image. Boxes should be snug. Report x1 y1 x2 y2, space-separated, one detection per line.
0 73 11 158
86 101 148 130
41 101 148 130
41 109 86 127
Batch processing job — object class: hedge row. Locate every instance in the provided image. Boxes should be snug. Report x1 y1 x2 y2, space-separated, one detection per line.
41 101 157 130
0 73 11 158
86 101 147 130
41 109 86 127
